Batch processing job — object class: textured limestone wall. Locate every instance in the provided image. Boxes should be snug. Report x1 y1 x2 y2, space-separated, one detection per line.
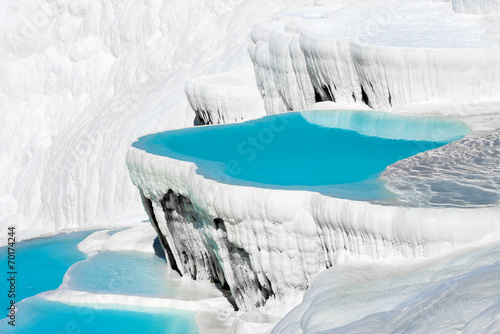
249 3 500 113
140 189 271 311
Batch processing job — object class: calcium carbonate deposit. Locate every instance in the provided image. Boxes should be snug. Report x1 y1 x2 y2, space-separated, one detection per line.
2 0 500 333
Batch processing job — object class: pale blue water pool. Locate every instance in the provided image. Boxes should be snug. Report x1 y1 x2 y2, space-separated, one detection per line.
67 251 176 297
0 297 197 334
0 231 93 303
133 110 470 200
0 232 199 334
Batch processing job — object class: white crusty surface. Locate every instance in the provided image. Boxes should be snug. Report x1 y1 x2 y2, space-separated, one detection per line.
382 130 500 208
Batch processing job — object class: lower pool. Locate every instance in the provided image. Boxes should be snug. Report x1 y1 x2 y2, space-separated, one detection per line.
0 232 199 334
0 231 93 304
133 110 470 200
0 297 197 334
66 251 176 297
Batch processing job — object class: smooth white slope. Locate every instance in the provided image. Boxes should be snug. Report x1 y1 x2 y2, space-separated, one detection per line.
274 240 500 334
0 0 313 243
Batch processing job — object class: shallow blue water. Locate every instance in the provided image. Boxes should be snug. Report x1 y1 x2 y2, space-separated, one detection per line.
67 251 176 297
0 297 197 334
0 232 199 334
133 110 470 200
0 231 92 305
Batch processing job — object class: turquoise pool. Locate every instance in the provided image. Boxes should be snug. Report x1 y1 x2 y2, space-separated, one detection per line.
0 231 93 303
0 232 199 334
133 110 470 200
67 251 177 297
0 297 197 334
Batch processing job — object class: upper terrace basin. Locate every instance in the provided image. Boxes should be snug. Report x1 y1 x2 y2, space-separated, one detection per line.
132 110 470 201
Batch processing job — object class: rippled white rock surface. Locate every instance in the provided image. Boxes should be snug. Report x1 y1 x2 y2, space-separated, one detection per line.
382 130 500 208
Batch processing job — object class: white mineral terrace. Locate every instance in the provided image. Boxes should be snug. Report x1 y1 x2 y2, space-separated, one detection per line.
4 0 498 332
248 2 500 114
126 0 500 319
126 108 500 311
185 66 266 125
